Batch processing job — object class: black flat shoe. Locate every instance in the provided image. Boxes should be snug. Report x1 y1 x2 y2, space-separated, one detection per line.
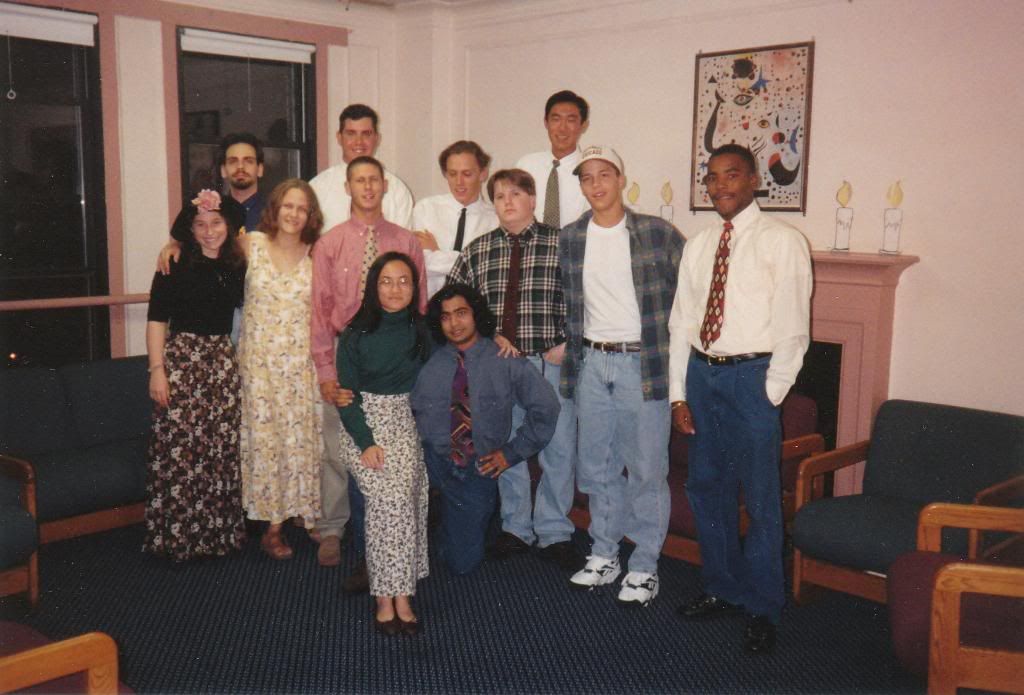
398 616 421 636
677 593 742 620
373 616 402 636
343 559 370 594
743 615 776 654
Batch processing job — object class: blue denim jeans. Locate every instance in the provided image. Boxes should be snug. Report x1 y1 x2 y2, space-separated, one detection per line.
498 355 577 547
575 347 670 574
423 446 498 575
685 353 784 623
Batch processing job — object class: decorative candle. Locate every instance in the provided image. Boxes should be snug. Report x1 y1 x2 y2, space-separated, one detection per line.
834 181 853 251
882 180 903 254
627 181 640 212
660 181 674 222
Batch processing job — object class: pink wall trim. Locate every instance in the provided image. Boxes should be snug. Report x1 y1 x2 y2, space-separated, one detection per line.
12 0 349 355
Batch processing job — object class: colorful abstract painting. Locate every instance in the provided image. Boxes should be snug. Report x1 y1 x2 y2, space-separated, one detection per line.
690 42 814 212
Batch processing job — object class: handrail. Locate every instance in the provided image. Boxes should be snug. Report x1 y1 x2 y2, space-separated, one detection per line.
0 294 150 312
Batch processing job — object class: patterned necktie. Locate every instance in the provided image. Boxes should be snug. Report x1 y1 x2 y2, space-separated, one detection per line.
500 235 522 346
543 159 560 228
450 351 474 468
700 221 734 350
358 224 377 297
453 206 467 252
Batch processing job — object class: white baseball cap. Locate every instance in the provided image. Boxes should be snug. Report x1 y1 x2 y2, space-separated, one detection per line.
572 145 624 176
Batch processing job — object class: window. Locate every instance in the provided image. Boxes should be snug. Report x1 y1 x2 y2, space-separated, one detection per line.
178 28 316 197
0 4 108 368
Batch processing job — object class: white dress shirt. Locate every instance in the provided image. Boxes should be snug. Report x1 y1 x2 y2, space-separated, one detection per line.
412 193 497 298
308 163 414 232
668 202 812 405
516 147 589 229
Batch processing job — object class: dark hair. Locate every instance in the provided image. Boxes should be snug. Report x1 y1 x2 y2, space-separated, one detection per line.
338 103 379 132
709 144 758 176
438 140 491 174
346 155 385 181
218 132 264 167
347 252 430 362
544 90 589 123
486 168 536 200
426 283 497 345
258 179 323 245
169 193 246 268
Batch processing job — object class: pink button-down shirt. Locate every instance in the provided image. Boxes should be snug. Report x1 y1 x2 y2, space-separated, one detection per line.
310 216 428 383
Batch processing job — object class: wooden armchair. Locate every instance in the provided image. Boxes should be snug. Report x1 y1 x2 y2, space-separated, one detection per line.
0 625 120 694
885 502 1024 694
0 454 39 606
791 399 1024 604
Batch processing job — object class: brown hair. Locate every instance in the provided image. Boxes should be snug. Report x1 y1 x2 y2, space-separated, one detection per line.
486 168 536 201
258 179 323 245
438 140 491 174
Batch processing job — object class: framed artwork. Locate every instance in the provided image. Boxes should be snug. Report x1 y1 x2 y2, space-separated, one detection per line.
689 41 814 212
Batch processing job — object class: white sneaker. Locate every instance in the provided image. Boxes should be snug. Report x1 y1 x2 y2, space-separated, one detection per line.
617 571 659 607
569 555 621 590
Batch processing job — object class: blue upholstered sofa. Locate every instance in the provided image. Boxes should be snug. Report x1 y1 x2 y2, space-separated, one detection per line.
0 356 152 601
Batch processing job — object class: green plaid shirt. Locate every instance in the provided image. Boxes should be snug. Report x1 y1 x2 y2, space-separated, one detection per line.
558 209 684 401
446 222 565 355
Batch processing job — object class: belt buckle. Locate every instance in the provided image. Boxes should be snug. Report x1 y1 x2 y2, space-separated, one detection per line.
707 353 726 366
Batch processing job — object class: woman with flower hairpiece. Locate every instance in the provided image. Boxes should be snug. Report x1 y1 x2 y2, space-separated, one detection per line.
143 190 248 561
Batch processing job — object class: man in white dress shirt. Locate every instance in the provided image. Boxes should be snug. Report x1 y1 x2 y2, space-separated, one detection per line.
309 103 414 231
412 141 498 297
668 144 812 654
516 90 590 230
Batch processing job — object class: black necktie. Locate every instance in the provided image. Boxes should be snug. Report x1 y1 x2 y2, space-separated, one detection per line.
453 207 467 252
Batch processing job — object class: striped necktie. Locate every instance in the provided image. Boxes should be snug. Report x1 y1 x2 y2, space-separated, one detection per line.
700 221 733 350
450 351 474 468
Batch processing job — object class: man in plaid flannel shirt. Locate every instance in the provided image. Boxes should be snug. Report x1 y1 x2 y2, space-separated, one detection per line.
559 145 684 606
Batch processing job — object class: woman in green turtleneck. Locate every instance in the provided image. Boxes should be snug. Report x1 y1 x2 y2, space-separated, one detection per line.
336 251 432 636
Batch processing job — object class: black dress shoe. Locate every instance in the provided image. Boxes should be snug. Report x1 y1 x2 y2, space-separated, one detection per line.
373 616 402 636
743 615 776 654
398 616 421 636
342 558 370 594
677 593 742 620
537 541 581 569
486 532 532 560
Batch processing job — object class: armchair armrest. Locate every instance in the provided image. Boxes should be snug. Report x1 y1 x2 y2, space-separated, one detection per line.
794 440 869 511
975 474 1024 506
917 503 1024 557
0 453 37 519
0 631 118 694
781 433 826 462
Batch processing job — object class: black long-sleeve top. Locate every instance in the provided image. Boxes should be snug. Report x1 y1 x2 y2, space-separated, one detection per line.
147 255 245 335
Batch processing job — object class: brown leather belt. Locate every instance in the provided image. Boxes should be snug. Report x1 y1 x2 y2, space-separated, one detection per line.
692 348 771 366
583 338 642 353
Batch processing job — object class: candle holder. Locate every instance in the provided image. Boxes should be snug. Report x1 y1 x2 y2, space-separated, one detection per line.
881 208 902 254
834 207 853 251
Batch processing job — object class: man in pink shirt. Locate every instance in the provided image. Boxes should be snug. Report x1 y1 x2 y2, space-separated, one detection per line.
311 155 426 591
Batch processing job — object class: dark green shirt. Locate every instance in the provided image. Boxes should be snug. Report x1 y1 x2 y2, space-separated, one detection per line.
336 308 424 450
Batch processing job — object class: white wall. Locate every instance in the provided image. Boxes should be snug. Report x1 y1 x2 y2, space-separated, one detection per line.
389 0 1024 416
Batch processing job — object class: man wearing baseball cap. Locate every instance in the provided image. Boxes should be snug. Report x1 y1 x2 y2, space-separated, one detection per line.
558 145 684 606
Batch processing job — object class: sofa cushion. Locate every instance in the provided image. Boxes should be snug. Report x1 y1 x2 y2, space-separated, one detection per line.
32 439 148 522
0 367 73 457
792 494 944 574
865 400 1024 505
60 356 152 449
0 505 37 569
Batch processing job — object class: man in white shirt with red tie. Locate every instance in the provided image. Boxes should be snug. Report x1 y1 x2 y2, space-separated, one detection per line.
412 141 498 297
516 90 590 230
668 144 812 655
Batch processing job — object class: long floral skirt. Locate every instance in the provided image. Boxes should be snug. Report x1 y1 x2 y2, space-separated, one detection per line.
343 393 428 596
143 332 247 561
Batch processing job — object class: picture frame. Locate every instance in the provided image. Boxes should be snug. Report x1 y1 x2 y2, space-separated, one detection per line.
689 41 814 213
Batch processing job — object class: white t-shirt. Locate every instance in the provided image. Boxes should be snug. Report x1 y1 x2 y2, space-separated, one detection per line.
582 215 641 342
309 163 414 232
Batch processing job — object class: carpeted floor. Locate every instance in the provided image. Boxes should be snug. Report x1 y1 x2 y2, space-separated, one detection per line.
1 525 923 694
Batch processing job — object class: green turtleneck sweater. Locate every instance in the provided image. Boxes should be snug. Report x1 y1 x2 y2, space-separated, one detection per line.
336 308 424 451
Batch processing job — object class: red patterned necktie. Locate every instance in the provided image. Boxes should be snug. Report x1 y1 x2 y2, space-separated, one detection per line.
700 221 733 350
499 235 522 346
449 351 474 468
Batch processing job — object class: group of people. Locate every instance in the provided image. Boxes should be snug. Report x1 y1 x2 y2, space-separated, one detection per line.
143 89 812 653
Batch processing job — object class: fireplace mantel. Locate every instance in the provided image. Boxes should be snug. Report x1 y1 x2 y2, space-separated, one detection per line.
810 251 919 494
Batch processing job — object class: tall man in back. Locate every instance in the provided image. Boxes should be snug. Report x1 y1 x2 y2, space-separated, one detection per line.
669 144 812 653
516 90 590 230
560 146 684 607
310 103 414 231
412 141 497 297
311 155 426 587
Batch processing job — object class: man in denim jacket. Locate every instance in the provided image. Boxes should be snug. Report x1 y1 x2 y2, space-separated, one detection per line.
411 284 561 575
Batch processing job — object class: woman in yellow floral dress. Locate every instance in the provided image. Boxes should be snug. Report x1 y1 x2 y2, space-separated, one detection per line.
237 179 325 560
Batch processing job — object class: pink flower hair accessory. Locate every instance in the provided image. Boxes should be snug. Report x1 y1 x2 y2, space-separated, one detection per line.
191 189 222 213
